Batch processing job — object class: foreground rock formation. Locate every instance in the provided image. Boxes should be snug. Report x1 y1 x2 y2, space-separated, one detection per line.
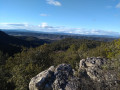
79 57 107 81
29 66 55 90
29 64 80 90
29 57 120 90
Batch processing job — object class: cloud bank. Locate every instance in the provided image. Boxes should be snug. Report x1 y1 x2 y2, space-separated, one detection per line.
0 23 120 36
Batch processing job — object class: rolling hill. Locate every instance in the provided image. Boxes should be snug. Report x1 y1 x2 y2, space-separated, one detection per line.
0 31 52 55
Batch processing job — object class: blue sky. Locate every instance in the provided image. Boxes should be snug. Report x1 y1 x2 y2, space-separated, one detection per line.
0 0 120 35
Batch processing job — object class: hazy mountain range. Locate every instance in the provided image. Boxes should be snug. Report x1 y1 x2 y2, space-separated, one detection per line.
1 29 120 38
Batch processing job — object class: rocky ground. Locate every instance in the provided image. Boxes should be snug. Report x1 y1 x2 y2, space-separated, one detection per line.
29 57 120 90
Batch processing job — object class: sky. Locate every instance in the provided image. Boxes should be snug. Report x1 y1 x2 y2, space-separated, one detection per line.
0 0 120 35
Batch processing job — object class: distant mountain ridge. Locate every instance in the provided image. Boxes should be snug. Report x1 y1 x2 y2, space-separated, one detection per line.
1 29 120 38
1 29 118 42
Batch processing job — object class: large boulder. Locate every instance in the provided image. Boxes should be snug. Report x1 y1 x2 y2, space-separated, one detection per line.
29 66 55 90
78 57 118 82
79 57 107 81
29 64 80 90
53 64 73 90
53 64 80 90
79 57 106 69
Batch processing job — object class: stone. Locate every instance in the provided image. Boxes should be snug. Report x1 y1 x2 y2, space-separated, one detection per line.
65 77 80 90
79 57 107 81
53 64 74 90
79 59 86 68
29 57 120 90
29 66 55 90
29 64 80 90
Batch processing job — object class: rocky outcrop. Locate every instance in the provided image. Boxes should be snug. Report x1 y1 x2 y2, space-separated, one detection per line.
29 57 120 90
29 64 80 90
78 57 119 84
53 64 73 90
79 57 107 81
29 66 55 90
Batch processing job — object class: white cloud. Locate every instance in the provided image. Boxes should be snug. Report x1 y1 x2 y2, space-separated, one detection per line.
116 2 120 8
38 22 54 29
40 13 48 16
46 0 61 6
0 23 120 36
39 22 48 28
41 22 48 28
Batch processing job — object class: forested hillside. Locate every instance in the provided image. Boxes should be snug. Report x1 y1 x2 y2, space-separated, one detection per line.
0 31 120 90
0 31 52 55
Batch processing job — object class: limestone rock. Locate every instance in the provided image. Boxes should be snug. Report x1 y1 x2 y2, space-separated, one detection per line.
29 66 55 90
29 64 80 90
79 57 107 81
53 64 74 90
29 57 119 90
65 77 80 90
